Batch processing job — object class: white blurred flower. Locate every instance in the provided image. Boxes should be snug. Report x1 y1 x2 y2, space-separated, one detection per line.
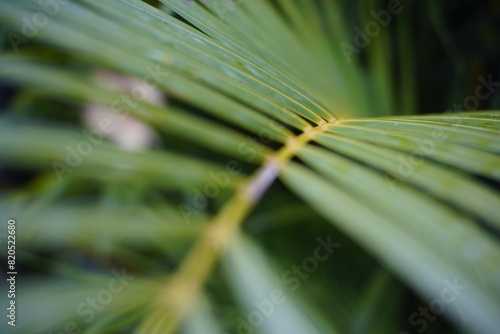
82 69 164 150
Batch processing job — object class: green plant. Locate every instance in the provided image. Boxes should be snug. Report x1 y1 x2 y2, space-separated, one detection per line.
0 1 499 333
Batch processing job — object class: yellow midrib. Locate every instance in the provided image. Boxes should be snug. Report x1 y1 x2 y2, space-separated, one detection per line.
141 120 335 333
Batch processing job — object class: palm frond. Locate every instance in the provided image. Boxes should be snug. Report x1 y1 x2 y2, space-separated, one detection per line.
0 0 499 333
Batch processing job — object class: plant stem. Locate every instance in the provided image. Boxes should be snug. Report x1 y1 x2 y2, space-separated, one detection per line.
139 121 333 333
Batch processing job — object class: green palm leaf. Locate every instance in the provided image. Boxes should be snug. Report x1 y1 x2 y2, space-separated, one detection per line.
0 0 499 333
